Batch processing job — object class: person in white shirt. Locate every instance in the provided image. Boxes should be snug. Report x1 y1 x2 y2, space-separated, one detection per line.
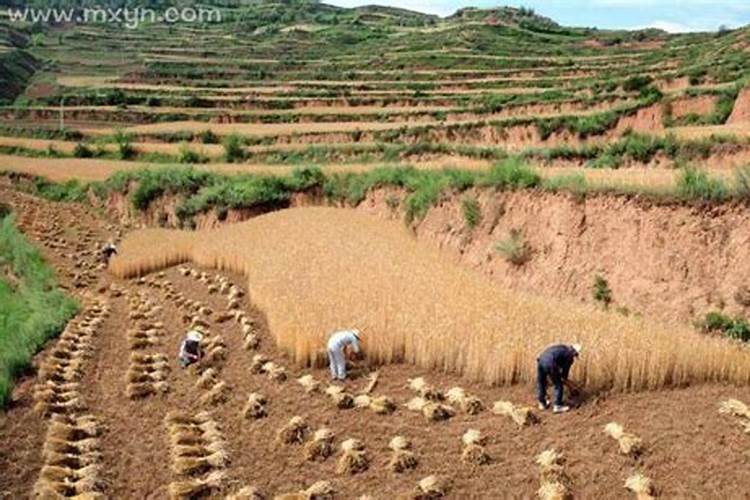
327 328 362 381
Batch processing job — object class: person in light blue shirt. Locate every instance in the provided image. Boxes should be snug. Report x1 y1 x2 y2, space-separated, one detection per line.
327 328 362 381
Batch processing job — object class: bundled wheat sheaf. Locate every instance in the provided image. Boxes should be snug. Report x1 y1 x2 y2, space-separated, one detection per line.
719 399 750 433
165 411 228 500
461 429 491 465
625 473 656 499
536 449 570 500
408 377 444 401
274 480 335 500
260 361 287 382
403 475 449 500
34 300 109 417
297 374 320 393
405 396 456 422
276 416 308 446
243 392 268 419
33 414 103 498
304 428 336 462
388 436 418 473
492 400 539 427
604 422 644 457
337 438 369 475
110 208 750 391
445 386 484 415
226 485 265 500
126 352 170 399
325 385 355 410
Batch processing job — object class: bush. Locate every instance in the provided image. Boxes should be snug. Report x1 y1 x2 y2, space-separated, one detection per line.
462 196 481 229
72 143 93 158
622 75 653 93
496 229 531 265
593 274 612 307
735 165 750 198
223 133 245 163
677 167 728 201
114 129 136 160
199 129 219 144
178 143 204 164
480 157 541 189
702 312 750 342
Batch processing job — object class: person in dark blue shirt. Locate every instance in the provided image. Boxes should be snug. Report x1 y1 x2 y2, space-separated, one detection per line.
536 343 581 414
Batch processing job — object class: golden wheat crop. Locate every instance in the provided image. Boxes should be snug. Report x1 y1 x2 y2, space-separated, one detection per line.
110 207 750 390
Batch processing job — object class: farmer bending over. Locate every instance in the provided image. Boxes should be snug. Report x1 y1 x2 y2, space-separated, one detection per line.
536 343 582 414
179 330 204 368
327 328 362 381
101 240 118 264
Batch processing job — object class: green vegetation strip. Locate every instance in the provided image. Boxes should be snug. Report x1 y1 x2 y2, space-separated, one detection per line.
0 209 79 407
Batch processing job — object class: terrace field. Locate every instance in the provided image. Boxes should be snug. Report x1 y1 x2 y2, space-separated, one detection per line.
2 1 750 499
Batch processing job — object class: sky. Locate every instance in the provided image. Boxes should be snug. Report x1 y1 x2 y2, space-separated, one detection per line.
326 0 750 32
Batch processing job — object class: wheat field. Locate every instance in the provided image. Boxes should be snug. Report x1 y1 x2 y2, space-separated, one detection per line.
110 207 750 391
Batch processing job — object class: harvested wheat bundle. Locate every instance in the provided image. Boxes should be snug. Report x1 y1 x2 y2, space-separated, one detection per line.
297 375 320 394
173 450 230 475
536 449 569 500
461 443 490 465
422 402 455 422
47 415 99 440
168 469 226 500
250 354 270 374
38 463 102 495
325 385 354 409
389 436 411 451
131 353 169 364
196 368 219 390
370 395 396 415
354 395 371 408
244 333 261 351
43 449 101 469
276 416 308 446
389 441 418 474
406 397 428 412
261 362 287 382
226 485 265 500
408 378 443 401
199 381 230 407
337 438 369 475
492 401 538 427
44 437 99 456
243 393 268 419
461 429 485 446
537 481 569 500
604 423 644 457
412 475 449 499
719 399 750 420
625 473 655 500
304 428 336 462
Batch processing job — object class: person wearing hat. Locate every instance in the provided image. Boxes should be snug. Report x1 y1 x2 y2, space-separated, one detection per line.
179 329 204 368
327 328 362 381
536 343 582 414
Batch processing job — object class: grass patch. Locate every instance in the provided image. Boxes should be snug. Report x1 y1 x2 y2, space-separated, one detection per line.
462 196 481 229
496 229 531 265
677 167 728 202
0 214 79 407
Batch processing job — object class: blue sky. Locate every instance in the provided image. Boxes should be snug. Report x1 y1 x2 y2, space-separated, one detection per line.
326 0 750 32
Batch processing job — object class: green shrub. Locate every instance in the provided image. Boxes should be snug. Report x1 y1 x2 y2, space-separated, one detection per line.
199 129 219 144
72 143 93 158
593 274 612 307
735 165 750 198
701 312 750 342
114 129 135 160
496 229 531 265
178 143 204 164
677 167 728 201
480 157 541 189
223 133 245 163
462 196 481 229
622 75 653 93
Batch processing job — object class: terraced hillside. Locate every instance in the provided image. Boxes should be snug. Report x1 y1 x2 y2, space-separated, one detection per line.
0 2 749 187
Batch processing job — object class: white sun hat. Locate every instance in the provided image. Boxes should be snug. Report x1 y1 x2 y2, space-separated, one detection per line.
571 343 582 354
187 330 203 342
351 328 362 339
